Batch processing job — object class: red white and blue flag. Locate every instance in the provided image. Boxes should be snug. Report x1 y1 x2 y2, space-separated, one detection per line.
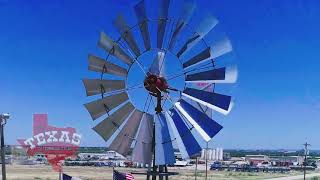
113 170 134 180
60 173 82 180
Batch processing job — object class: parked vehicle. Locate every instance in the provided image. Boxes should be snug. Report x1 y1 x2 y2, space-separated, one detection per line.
210 161 225 170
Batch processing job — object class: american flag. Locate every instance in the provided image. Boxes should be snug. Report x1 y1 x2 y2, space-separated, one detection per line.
113 170 134 180
60 173 82 180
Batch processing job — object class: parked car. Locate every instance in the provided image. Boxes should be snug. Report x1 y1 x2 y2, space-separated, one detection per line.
210 162 224 170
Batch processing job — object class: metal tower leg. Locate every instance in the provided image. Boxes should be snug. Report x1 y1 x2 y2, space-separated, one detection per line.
165 165 169 180
152 122 156 180
159 165 164 180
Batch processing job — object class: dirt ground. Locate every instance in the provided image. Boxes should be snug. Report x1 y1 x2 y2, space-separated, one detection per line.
0 164 306 180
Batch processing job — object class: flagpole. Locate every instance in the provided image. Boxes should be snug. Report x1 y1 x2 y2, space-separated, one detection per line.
59 169 61 180
195 157 198 180
112 166 115 180
205 142 208 180
147 164 151 180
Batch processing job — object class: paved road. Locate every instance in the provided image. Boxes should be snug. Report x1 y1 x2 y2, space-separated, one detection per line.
267 173 320 180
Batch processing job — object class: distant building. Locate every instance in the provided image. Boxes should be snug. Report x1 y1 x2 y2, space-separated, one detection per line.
200 148 224 161
223 152 231 161
218 148 223 160
270 156 304 166
78 151 125 160
245 155 269 166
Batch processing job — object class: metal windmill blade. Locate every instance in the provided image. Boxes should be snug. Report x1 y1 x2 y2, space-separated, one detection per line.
182 88 233 115
154 113 175 165
98 32 133 66
92 102 135 141
177 15 218 58
108 109 144 155
157 0 170 49
168 0 196 50
84 92 129 120
148 51 166 77
132 113 153 164
165 110 202 159
113 14 141 57
185 65 238 84
134 0 151 51
82 79 125 96
88 54 128 77
183 37 233 69
83 0 237 179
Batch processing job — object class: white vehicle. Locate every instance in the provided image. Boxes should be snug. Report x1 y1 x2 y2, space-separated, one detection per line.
257 161 272 167
174 160 189 167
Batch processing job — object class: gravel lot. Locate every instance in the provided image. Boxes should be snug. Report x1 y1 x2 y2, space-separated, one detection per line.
0 164 308 180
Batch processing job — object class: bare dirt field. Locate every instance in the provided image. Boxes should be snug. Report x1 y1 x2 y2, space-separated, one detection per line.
0 164 309 180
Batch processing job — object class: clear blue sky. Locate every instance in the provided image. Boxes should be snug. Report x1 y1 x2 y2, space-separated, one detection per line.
0 0 319 149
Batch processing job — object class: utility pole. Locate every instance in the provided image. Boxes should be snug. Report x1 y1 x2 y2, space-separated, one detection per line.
0 113 10 180
303 142 311 180
0 123 5 180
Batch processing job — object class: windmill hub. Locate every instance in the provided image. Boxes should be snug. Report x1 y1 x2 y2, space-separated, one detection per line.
143 74 168 94
144 74 169 113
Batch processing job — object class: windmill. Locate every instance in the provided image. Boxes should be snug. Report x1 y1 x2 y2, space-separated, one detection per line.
83 0 237 179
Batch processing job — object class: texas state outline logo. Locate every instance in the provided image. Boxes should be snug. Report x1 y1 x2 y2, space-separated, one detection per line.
17 114 82 172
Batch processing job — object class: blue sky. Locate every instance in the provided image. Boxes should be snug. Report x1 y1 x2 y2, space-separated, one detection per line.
0 0 319 149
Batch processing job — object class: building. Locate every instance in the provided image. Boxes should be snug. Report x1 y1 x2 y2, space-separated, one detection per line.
270 156 304 166
78 151 125 161
200 148 224 161
217 148 223 160
245 155 269 166
223 152 231 161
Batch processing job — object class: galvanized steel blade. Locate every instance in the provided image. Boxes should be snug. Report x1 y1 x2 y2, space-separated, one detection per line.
177 15 218 58
134 0 151 51
98 31 133 65
88 54 128 77
113 15 141 57
166 110 202 158
157 0 170 49
92 102 135 141
182 88 232 115
84 92 129 120
109 109 144 156
175 99 223 140
132 113 154 164
186 66 238 84
82 79 126 96
168 0 196 50
155 113 176 165
148 51 166 76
